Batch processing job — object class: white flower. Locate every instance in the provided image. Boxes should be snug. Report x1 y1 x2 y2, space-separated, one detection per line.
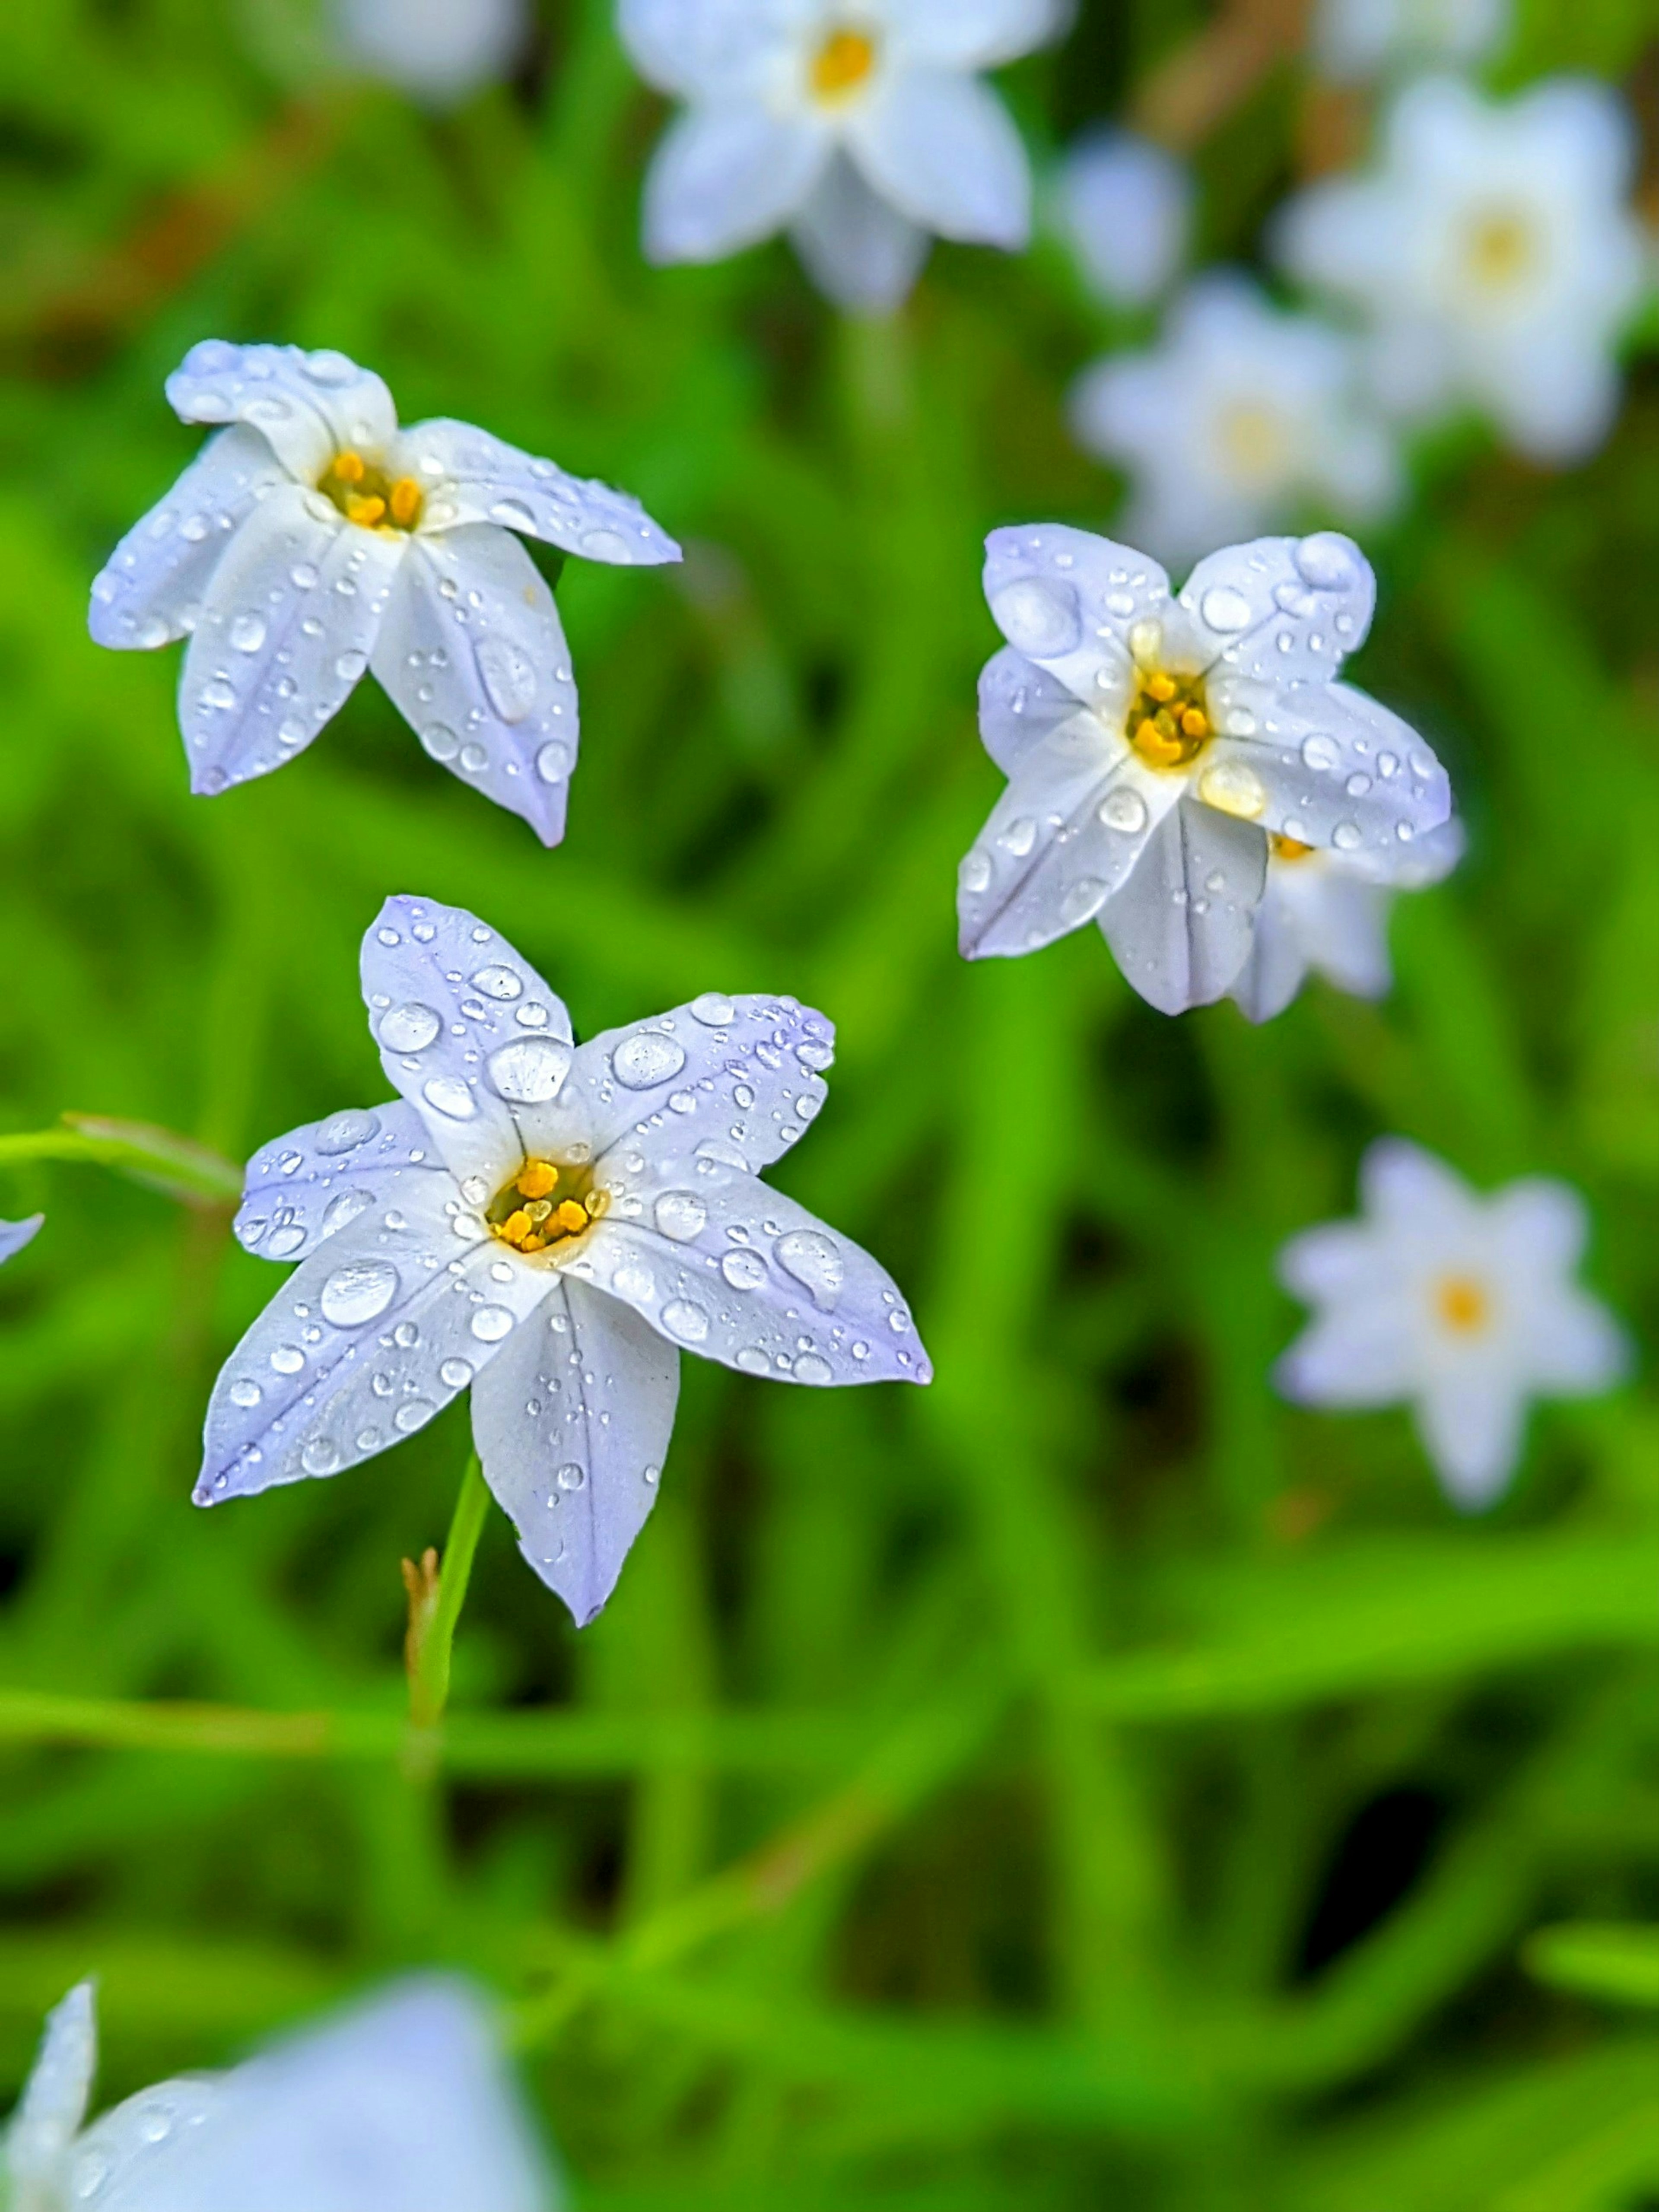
89 341 680 845
1057 129 1190 309
205 895 930 1627
1277 1140 1629 1507
2 1977 554 2212
1277 76 1647 463
1313 0 1509 84
618 0 1055 311
958 524 1452 1015
1230 813 1464 1023
0 1214 43 1265
1069 273 1401 567
335 0 529 103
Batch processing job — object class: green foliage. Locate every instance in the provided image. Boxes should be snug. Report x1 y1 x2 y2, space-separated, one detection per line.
0 1 1655 2204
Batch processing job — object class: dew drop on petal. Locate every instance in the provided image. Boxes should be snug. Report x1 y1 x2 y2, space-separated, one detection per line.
959 850 992 893
1099 786 1148 834
229 1378 262 1408
301 1437 340 1475
470 1306 515 1344
439 1356 474 1388
793 1351 834 1385
422 1076 476 1119
379 1001 441 1052
653 1190 707 1243
474 635 538 722
1198 759 1267 820
690 992 735 1026
394 1398 436 1432
1301 734 1340 773
662 1298 711 1344
556 1461 587 1490
229 612 266 653
774 1229 843 1310
612 1031 686 1089
270 1344 305 1375
315 1108 380 1154
721 1249 767 1290
991 577 1081 658
487 1038 572 1103
535 741 570 783
471 964 523 1000
1199 585 1252 633
320 1259 399 1328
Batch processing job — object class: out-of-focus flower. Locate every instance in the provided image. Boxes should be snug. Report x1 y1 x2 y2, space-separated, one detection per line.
1278 76 1647 463
2 1976 555 2212
1313 0 1509 84
90 341 680 846
617 0 1054 311
1276 1140 1629 1506
335 0 529 103
1230 813 1464 1022
204 895 929 1626
1070 273 1400 566
958 525 1451 1014
1057 129 1190 308
0 1216 44 1265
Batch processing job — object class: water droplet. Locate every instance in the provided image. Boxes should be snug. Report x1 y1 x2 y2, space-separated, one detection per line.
1099 786 1148 834
290 561 318 590
736 1345 770 1375
490 497 537 531
654 1190 707 1243
721 1249 767 1290
612 1031 686 1089
991 577 1081 658
301 1437 340 1475
1294 532 1360 591
612 1258 656 1302
663 1298 711 1344
394 1398 435 1432
488 1037 571 1103
471 964 522 1000
1105 590 1136 618
335 649 368 683
999 816 1037 858
959 851 992 894
774 1228 843 1310
229 612 266 652
270 1344 305 1375
379 1001 440 1052
422 1075 476 1119
535 740 571 783
394 1320 420 1348
580 525 630 560
792 1351 833 1386
315 1107 380 1154
1332 820 1362 850
1198 758 1267 820
1345 772 1372 797
474 635 538 722
303 348 357 385
229 1378 262 1408
556 1461 587 1490
459 741 489 773
1060 877 1106 923
470 1306 514 1344
265 1224 305 1258
515 1001 551 1028
1200 585 1253 632
690 992 735 1026
320 1259 398 1328
202 677 236 711
422 722 460 762
1300 734 1339 773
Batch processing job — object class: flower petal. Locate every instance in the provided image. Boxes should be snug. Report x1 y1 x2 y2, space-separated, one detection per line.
1487 1178 1588 1277
1359 1137 1479 1236
164 340 397 485
568 1162 930 1387
178 483 403 794
977 645 1086 778
471 1277 679 1627
891 0 1057 69
1519 1285 1630 1398
982 524 1170 708
196 1179 546 1506
617 0 798 99
235 1100 444 1266
8 1982 96 2197
564 992 834 1171
370 528 581 848
1099 798 1266 1014
847 69 1030 247
1179 532 1376 682
1277 1219 1385 1303
642 103 828 264
1274 1294 1419 1408
1414 1365 1527 1510
1228 906 1309 1025
89 427 287 651
399 420 680 566
789 149 931 311
0 1213 44 1265
361 894 575 1190
957 721 1178 960
1196 680 1450 860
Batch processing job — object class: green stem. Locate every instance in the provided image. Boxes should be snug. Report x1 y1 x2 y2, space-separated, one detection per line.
407 1452 491 1732
0 1117 242 1208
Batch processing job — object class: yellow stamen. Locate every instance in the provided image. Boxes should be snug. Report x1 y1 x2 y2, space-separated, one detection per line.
502 1209 533 1243
1128 663 1213 772
486 1157 606 1257
1271 833 1315 862
317 450 424 534
344 492 386 528
1146 672 1177 703
811 25 877 102
1435 1275 1491 1335
1180 707 1208 740
517 1162 557 1199
388 476 423 528
333 448 365 484
554 1199 589 1235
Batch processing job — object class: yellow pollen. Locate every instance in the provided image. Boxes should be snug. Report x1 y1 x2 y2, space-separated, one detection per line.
1146 672 1177 703
1128 667 1212 772
516 1161 557 1199
389 476 423 528
1271 833 1316 862
1435 1274 1491 1335
487 1160 605 1256
1466 209 1534 290
317 449 424 534
811 25 877 102
344 492 386 528
332 448 366 483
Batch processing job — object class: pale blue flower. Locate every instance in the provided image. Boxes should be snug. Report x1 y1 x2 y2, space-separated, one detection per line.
0 1215 44 1265
90 342 680 845
958 524 1453 1014
2 1977 555 2212
202 895 930 1626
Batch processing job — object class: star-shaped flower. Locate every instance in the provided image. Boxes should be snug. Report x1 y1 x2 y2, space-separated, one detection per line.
2 1977 554 2212
90 341 680 845
1276 1140 1629 1507
618 0 1053 311
1230 814 1464 1023
957 524 1452 1015
1070 273 1401 566
0 1215 44 1265
1277 76 1646 463
204 895 929 1626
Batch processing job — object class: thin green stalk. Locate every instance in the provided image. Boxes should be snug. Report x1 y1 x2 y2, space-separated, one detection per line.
405 1452 492 1735
0 1117 242 1208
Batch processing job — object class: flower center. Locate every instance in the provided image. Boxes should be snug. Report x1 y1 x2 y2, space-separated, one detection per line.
317 448 424 534
487 1157 607 1257
1434 1273 1491 1335
1215 400 1290 488
810 24 878 104
1464 208 1535 292
1270 833 1316 862
1128 667 1212 771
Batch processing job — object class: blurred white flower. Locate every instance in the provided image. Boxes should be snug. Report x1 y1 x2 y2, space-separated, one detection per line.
1058 129 1190 308
1278 76 1647 463
0 1215 44 1265
335 0 528 103
618 0 1054 311
959 524 1452 1014
90 340 680 846
3 1976 555 2212
1313 0 1509 84
1230 813 1464 1022
1277 1140 1629 1506
1070 273 1401 566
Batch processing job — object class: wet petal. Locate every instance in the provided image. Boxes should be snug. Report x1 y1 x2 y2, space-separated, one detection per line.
1229 904 1311 1025
567 1163 929 1387
1099 798 1266 1014
401 420 679 566
643 103 828 263
361 894 575 1189
235 1100 444 1266
178 482 403 795
564 992 834 1172
977 645 1089 778
847 68 1030 247
982 523 1170 707
789 150 931 311
165 340 397 485
1179 532 1376 681
196 1179 547 1506
8 1982 96 2199
0 1213 44 1265
471 1277 679 1627
957 720 1177 960
89 427 287 651
371 528 580 849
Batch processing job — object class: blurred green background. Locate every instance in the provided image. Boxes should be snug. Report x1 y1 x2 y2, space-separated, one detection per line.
1 0 1657 2204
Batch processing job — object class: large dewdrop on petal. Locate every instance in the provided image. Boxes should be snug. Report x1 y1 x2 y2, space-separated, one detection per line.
89 341 680 846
